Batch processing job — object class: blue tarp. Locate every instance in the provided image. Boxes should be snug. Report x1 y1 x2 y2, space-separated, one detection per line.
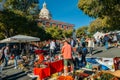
86 58 99 64
86 58 110 70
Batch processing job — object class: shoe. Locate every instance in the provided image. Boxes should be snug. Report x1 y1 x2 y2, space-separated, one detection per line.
14 67 17 69
89 54 92 56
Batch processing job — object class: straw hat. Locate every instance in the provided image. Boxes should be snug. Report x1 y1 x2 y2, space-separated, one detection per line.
62 39 68 43
62 39 69 44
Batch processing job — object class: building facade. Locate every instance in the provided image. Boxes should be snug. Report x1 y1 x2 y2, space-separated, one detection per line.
36 2 74 30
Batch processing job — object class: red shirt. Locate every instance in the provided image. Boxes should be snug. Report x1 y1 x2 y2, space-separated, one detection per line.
61 43 72 59
39 54 44 63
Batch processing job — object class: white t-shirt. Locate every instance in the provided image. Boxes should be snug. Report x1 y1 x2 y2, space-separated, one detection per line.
50 41 56 49
88 40 94 47
113 35 117 41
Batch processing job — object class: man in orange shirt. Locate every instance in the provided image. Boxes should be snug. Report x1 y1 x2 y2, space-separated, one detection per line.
61 40 74 75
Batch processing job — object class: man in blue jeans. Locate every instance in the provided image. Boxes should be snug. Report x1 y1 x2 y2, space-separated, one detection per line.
4 46 9 67
103 35 109 50
81 43 88 66
11 45 20 69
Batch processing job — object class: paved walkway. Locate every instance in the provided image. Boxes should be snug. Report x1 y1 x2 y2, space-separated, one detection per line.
87 46 120 58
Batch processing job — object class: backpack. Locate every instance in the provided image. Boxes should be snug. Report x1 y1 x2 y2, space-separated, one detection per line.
82 47 88 55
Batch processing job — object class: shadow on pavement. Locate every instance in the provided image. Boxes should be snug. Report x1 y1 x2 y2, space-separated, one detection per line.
108 46 114 49
3 65 14 70
93 50 103 55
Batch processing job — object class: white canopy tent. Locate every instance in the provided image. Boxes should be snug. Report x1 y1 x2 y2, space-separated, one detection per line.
0 35 40 43
107 31 120 34
93 32 105 39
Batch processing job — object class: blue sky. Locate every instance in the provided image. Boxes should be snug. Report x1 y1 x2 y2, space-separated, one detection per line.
39 0 94 29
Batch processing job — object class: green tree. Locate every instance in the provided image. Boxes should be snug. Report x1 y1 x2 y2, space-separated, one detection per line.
88 17 118 33
78 0 120 18
62 29 73 38
0 10 25 38
78 0 120 30
76 26 88 37
0 0 42 39
0 10 45 39
88 18 104 33
45 27 63 39
4 0 39 15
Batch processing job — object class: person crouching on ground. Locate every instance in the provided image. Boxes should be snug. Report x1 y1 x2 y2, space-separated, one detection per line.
61 40 74 75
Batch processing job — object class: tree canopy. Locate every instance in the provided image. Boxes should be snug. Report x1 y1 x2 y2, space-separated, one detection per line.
78 0 120 18
0 0 73 40
45 27 72 39
0 0 41 39
78 0 120 31
0 10 46 39
4 0 39 14
76 26 88 37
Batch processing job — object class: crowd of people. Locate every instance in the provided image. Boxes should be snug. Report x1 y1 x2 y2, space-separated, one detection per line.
95 34 120 49
0 44 35 73
0 33 120 76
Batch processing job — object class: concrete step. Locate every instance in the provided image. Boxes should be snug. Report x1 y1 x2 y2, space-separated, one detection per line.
7 72 27 80
2 71 25 80
16 75 35 80
0 65 34 80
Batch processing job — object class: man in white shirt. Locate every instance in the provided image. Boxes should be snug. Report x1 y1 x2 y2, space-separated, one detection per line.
88 38 94 56
96 36 100 47
50 40 56 59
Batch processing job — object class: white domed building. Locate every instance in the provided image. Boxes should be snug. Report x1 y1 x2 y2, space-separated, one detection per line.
37 2 74 30
39 2 52 20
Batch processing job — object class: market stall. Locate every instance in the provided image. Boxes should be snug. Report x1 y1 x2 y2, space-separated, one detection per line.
34 60 64 80
32 57 119 80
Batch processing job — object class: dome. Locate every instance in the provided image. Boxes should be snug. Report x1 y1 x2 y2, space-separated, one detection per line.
40 8 49 14
39 2 52 19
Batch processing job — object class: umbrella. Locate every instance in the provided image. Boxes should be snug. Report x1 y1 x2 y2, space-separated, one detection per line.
0 35 40 43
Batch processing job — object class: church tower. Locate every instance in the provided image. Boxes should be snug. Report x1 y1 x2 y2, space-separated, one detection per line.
39 2 52 20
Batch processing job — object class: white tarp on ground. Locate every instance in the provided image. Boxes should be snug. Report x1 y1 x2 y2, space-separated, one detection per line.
93 32 105 39
0 35 40 43
86 57 115 71
95 58 114 70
